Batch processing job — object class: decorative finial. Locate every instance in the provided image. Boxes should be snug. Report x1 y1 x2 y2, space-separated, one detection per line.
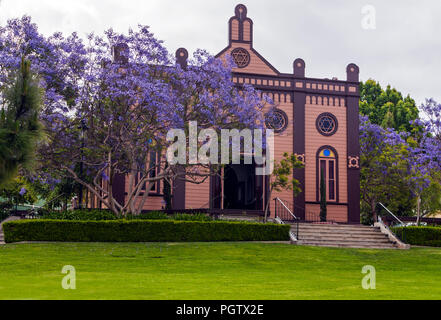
346 63 359 82
176 48 189 69
235 4 248 20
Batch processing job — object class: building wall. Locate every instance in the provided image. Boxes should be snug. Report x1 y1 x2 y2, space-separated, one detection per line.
100 4 360 224
185 178 211 209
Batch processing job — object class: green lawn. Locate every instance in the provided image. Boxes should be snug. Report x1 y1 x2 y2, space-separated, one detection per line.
0 242 440 300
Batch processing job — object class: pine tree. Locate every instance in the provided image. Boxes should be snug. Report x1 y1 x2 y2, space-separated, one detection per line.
0 58 44 186
320 168 327 222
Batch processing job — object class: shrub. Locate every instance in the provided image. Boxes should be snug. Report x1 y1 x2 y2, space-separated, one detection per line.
3 220 290 243
39 209 212 222
126 211 169 220
41 209 118 221
172 213 212 222
392 226 441 247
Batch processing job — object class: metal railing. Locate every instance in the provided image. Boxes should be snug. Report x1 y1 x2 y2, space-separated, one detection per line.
274 197 299 241
378 202 407 243
378 202 405 226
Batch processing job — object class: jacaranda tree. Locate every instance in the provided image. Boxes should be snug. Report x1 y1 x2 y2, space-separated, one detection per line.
360 112 441 224
0 16 268 215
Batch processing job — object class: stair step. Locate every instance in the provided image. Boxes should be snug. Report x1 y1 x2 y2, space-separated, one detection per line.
297 225 380 231
299 235 389 241
286 223 399 249
298 242 398 249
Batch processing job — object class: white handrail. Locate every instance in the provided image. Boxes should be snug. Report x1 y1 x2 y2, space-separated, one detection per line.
378 202 405 225
275 197 298 220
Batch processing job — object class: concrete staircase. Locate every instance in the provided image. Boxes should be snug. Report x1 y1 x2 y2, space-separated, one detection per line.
291 223 399 249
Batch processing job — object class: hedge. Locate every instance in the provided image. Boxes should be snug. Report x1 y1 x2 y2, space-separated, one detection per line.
3 219 290 243
392 226 441 247
39 209 213 221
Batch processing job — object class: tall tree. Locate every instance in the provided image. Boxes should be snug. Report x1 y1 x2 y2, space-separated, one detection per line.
0 58 44 185
360 80 419 132
0 17 269 215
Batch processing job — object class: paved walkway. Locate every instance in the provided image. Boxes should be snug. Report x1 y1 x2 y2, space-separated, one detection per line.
0 216 21 245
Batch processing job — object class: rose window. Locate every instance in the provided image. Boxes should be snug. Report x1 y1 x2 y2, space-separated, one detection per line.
265 109 288 133
231 48 250 68
316 113 338 136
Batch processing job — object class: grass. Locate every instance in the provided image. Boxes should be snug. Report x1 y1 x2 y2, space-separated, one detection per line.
0 242 440 300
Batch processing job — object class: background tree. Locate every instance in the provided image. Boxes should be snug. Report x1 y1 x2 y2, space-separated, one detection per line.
0 176 38 211
0 57 44 186
360 79 419 132
359 116 412 222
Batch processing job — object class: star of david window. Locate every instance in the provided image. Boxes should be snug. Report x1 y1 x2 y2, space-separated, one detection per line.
265 109 288 133
316 113 338 136
231 48 250 68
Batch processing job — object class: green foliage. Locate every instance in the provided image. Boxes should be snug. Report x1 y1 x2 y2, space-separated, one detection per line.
320 168 327 222
171 213 212 222
0 176 38 206
270 153 304 194
0 58 44 186
392 226 441 247
360 79 419 132
41 209 118 221
421 178 441 217
3 219 290 243
38 209 213 222
264 153 304 221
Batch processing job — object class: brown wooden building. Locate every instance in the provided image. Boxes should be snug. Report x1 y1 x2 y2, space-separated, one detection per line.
108 4 361 223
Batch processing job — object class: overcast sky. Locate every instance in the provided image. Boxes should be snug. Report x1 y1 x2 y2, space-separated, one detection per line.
0 0 440 106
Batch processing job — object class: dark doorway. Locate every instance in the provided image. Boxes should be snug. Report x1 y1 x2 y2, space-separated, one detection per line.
223 164 262 210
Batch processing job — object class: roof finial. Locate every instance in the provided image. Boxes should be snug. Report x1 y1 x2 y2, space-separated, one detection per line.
235 4 247 20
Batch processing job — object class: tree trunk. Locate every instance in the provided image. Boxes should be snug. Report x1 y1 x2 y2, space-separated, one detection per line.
371 199 377 223
264 187 273 223
416 195 421 226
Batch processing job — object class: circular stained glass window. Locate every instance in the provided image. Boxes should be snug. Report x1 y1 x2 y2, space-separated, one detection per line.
231 48 250 68
316 113 338 136
265 109 288 133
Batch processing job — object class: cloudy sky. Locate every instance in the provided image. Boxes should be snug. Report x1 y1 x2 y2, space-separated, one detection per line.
0 0 440 105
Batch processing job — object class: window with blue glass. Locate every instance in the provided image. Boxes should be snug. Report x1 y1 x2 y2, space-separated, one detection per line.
318 147 337 202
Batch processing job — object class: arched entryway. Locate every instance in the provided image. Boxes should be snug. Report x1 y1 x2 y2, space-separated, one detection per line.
223 164 262 210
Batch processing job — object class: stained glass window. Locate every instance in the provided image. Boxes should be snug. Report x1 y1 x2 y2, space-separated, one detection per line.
231 48 250 68
316 113 338 136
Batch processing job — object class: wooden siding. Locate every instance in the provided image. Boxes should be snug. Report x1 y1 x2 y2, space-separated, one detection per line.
219 42 277 76
185 179 210 209
231 19 239 41
304 100 348 205
306 204 348 223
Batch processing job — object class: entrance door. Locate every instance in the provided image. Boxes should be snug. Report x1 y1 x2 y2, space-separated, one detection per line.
223 164 262 210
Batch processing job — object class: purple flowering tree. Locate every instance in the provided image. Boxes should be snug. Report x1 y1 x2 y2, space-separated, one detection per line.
0 17 267 215
359 116 410 222
360 109 441 224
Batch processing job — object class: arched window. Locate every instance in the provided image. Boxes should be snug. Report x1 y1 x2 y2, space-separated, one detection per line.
316 146 338 202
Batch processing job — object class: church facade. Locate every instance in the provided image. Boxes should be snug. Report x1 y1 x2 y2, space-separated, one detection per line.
111 4 361 223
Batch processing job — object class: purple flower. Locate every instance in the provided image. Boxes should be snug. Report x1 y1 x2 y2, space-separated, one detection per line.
19 188 27 196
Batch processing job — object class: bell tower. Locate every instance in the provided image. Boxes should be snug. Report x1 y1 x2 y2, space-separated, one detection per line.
228 4 254 45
